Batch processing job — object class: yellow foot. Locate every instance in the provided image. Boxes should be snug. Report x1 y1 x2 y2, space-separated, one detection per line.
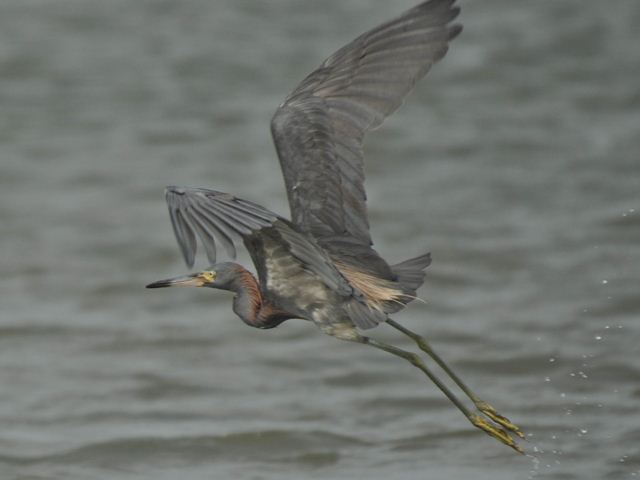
470 414 524 454
476 401 525 439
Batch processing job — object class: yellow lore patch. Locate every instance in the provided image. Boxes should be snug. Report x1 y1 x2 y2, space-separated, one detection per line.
200 271 216 282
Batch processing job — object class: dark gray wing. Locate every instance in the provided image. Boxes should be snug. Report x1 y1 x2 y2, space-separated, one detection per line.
271 0 461 249
164 186 350 295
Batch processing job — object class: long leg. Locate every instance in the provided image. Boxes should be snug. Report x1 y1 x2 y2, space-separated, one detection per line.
353 334 523 453
386 318 524 439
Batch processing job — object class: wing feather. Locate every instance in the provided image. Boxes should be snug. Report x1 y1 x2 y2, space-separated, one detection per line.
163 186 352 297
182 208 217 265
191 202 239 258
271 0 461 262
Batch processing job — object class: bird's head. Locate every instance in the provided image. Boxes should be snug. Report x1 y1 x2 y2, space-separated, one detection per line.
146 262 242 291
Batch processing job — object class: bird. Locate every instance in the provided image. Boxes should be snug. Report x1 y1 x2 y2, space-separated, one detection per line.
146 0 525 453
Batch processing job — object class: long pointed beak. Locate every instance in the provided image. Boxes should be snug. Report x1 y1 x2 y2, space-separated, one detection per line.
146 273 205 289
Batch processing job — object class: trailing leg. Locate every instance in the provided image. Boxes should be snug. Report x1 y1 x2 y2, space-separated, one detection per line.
348 333 523 453
385 318 524 439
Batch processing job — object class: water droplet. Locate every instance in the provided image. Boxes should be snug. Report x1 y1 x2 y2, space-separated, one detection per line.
602 279 608 284
549 357 556 363
544 376 551 382
580 429 588 434
560 393 566 398
595 335 602 340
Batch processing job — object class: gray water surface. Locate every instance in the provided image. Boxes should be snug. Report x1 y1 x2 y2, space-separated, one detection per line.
1 1 639 479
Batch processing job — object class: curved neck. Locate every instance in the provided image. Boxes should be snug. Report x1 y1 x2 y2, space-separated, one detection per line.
225 265 290 329
229 266 262 326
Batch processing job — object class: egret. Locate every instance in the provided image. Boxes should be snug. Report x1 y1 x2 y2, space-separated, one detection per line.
147 0 524 453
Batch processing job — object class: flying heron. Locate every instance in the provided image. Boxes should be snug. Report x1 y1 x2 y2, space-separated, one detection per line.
147 0 525 453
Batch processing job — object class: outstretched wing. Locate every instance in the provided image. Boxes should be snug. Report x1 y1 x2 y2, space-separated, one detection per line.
271 0 461 250
163 186 350 294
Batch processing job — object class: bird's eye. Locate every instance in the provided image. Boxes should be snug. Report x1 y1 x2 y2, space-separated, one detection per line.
201 271 216 282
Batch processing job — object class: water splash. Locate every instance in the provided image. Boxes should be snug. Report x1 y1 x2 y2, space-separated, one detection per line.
527 452 541 478
527 443 541 479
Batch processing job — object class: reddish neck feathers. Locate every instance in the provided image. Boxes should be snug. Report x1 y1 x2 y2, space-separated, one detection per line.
231 266 292 329
235 267 262 317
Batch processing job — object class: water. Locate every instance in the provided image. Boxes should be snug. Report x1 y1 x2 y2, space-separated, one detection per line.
1 0 639 478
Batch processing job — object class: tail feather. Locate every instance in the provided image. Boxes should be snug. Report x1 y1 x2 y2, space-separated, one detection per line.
391 252 432 293
345 298 387 330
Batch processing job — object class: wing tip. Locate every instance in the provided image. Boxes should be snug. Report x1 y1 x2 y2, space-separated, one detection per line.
449 23 463 41
165 185 186 195
161 186 284 267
